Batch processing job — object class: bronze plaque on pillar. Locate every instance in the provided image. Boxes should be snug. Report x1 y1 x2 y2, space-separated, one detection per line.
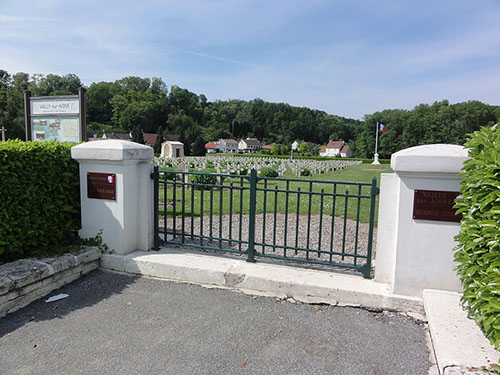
413 189 461 222
87 172 116 200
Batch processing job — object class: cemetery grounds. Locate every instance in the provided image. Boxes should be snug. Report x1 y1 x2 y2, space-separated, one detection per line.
153 156 391 274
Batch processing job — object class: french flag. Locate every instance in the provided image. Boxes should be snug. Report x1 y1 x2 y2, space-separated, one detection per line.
107 175 114 184
379 123 387 132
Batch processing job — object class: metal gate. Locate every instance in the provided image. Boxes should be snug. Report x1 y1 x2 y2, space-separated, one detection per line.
151 167 379 278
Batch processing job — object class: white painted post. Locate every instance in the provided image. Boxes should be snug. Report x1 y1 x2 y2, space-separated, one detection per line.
374 144 469 297
71 140 154 255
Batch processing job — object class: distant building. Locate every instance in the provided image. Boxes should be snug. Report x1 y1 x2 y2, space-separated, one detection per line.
218 139 239 153
102 132 131 141
262 145 272 150
320 140 352 158
205 142 220 153
238 138 262 153
161 141 184 158
143 133 159 147
339 144 352 158
164 134 180 142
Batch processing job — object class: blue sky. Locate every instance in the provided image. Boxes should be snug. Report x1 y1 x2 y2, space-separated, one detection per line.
1 0 499 119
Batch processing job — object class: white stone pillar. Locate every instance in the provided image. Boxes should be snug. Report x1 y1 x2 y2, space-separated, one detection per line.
374 144 469 297
71 140 154 255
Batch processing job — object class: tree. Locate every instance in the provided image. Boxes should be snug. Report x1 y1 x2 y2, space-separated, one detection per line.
30 73 81 96
153 129 165 154
270 143 279 155
298 142 308 154
131 125 144 144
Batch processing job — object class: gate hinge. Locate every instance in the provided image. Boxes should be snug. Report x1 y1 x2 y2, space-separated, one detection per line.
371 186 380 195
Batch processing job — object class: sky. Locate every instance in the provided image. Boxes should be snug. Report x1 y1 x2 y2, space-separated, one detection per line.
1 0 499 119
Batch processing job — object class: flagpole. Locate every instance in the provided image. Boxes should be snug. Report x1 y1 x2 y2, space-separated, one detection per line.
372 121 380 165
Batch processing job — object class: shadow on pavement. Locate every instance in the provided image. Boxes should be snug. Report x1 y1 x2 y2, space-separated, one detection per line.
0 269 139 338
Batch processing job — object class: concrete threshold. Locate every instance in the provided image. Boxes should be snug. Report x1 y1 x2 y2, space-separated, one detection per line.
101 248 423 313
424 289 499 375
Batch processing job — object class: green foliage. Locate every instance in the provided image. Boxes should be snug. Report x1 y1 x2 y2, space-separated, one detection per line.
0 140 80 262
131 125 145 144
191 173 217 190
1 69 498 159
454 125 500 350
353 100 499 158
300 168 311 176
260 167 279 178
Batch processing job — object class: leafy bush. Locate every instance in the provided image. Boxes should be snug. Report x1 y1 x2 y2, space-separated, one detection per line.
454 125 500 350
0 140 80 262
239 168 248 176
300 168 311 176
260 167 278 178
191 173 217 190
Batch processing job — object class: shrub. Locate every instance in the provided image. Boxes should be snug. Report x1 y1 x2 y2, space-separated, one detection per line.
191 173 217 190
239 168 248 176
454 125 500 350
0 140 80 262
300 168 311 176
260 167 278 178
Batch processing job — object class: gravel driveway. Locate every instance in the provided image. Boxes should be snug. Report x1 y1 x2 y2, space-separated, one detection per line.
161 213 376 267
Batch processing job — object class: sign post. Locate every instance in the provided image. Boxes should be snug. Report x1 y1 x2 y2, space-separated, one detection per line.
24 88 86 142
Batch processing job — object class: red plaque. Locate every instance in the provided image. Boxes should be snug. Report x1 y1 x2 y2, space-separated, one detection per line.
87 172 116 200
413 190 461 222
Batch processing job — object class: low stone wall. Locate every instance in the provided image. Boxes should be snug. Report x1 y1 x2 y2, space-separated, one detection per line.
0 247 100 318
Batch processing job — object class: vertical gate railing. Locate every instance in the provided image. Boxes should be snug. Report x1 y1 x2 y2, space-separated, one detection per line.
151 167 379 278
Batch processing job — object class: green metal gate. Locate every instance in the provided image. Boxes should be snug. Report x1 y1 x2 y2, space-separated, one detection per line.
151 167 379 278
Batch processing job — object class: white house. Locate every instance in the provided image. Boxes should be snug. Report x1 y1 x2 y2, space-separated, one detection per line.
320 140 352 158
339 144 352 158
238 138 262 153
218 139 239 153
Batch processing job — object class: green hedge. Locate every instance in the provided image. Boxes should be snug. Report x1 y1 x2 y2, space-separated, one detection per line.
0 141 81 262
454 125 500 350
211 153 390 164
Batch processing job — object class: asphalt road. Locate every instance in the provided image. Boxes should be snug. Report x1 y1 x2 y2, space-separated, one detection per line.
0 270 431 375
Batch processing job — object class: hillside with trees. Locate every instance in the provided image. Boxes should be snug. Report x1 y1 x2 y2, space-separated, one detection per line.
0 70 498 156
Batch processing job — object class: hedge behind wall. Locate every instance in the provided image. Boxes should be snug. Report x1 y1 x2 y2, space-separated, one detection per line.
454 125 500 351
0 140 80 262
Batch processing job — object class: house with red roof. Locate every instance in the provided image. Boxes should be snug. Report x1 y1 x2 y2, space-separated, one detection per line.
205 141 220 153
320 140 352 158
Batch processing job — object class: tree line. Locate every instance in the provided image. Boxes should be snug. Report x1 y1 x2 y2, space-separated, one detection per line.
0 70 498 157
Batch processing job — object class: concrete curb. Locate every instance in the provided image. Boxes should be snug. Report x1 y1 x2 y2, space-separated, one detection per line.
0 248 101 318
423 289 499 375
101 248 424 313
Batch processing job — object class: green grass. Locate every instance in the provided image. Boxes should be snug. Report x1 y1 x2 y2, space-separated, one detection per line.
159 163 392 224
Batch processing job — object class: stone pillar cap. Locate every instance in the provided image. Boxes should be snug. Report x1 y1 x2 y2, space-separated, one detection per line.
71 140 154 161
391 144 469 174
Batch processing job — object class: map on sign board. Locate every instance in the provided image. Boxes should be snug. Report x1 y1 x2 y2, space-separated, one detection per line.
32 117 80 142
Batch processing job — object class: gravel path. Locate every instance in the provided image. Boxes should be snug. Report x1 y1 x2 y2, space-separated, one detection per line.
160 213 376 268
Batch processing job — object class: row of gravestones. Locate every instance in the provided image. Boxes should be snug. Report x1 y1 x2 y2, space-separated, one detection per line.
153 156 361 177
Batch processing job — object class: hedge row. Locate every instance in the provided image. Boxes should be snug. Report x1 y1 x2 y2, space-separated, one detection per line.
210 153 391 164
0 141 81 262
454 125 500 350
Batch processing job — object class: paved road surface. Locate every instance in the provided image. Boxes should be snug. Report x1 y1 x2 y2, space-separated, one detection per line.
0 270 431 375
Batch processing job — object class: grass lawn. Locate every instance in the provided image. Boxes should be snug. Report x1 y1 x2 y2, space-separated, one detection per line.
159 163 392 224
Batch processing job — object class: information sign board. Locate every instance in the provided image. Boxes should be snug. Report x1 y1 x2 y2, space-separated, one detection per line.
24 88 86 142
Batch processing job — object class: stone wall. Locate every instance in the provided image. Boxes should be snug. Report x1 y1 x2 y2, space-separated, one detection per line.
0 248 100 318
